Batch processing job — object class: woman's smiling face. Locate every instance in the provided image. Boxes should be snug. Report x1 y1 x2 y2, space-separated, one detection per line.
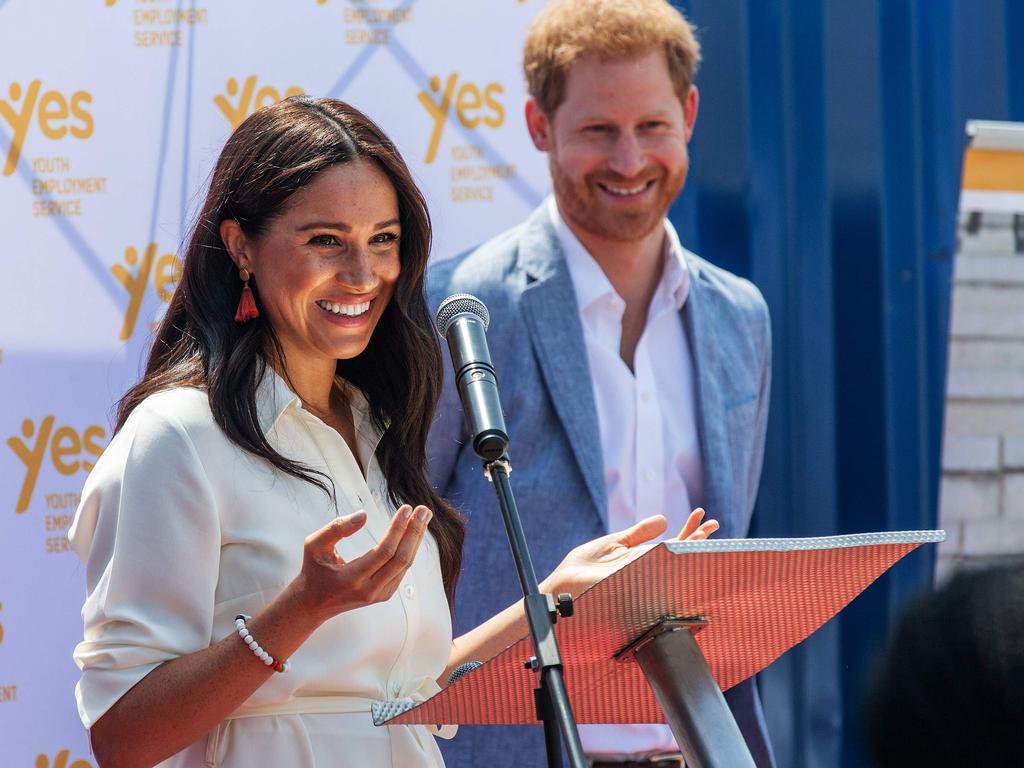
232 158 402 372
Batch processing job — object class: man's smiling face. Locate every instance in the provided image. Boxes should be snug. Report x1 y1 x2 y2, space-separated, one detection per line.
535 48 697 244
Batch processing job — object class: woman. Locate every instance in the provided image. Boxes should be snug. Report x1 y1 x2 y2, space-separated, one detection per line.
70 96 716 768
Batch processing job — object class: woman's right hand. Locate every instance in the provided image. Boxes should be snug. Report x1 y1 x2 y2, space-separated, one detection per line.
295 504 433 624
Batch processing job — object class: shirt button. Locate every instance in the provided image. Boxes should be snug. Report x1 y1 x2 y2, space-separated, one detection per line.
640 390 651 402
404 584 416 598
644 469 655 482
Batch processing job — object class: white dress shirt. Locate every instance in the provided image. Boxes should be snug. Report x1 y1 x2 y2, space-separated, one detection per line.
69 369 453 767
551 197 703 758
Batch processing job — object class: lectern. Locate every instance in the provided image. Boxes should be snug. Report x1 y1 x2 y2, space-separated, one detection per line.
373 531 944 767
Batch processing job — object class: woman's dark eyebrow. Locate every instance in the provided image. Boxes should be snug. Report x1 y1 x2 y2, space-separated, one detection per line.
296 218 400 232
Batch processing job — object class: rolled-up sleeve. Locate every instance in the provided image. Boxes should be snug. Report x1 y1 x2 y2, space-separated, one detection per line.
69 402 220 728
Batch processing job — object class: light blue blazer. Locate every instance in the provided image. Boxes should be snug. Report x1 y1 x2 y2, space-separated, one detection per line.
427 204 776 767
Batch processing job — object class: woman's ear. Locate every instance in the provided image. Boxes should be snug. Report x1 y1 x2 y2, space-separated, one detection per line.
219 219 250 270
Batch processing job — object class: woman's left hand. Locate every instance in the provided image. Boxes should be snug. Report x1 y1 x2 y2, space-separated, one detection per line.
677 507 719 541
450 509 721 679
541 508 720 598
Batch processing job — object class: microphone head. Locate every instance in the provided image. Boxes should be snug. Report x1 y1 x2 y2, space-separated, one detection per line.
435 293 489 337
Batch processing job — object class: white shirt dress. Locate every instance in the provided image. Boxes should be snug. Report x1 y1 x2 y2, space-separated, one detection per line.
69 370 454 767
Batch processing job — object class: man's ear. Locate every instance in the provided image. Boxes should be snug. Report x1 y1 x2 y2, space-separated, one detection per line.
525 98 552 152
683 85 699 143
219 219 250 271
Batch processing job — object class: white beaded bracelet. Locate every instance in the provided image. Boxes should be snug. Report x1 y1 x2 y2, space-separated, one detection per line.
234 614 290 673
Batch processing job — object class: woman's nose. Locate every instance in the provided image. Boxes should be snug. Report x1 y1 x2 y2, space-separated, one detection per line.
334 249 376 291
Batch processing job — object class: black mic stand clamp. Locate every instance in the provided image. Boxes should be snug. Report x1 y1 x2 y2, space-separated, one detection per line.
483 454 586 768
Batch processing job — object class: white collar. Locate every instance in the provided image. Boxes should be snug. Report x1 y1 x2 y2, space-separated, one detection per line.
255 365 381 453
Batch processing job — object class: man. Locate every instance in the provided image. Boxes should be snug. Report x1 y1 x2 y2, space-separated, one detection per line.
427 1 775 765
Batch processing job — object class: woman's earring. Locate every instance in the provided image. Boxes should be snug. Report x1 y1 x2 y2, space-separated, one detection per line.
234 267 259 323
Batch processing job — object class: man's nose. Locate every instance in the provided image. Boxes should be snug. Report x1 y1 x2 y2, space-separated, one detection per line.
607 132 645 177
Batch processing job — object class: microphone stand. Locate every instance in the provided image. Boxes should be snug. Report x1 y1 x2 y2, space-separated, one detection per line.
483 456 587 768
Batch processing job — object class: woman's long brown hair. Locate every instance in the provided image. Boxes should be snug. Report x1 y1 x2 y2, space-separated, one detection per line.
116 97 465 604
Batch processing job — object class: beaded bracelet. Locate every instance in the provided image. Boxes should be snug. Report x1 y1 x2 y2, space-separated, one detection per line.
234 614 290 673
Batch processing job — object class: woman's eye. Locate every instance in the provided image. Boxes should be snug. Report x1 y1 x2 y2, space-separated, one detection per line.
371 231 400 245
309 234 339 247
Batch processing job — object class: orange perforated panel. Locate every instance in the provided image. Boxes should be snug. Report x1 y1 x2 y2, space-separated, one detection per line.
386 531 943 726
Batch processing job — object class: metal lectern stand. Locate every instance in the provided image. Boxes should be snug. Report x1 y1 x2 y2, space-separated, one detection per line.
372 531 944 768
624 619 754 767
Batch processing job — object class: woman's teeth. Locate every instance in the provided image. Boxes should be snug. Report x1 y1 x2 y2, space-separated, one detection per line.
317 300 371 317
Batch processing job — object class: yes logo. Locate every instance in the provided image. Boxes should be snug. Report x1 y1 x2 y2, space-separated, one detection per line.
8 417 105 514
214 76 304 129
111 244 182 341
0 81 94 176
417 73 505 164
35 751 92 768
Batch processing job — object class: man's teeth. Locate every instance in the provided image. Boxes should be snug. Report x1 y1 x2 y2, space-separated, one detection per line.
317 300 371 317
602 181 650 196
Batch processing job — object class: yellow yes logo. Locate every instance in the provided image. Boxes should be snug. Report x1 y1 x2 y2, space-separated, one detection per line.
0 81 94 177
112 243 182 341
7 417 105 514
418 73 505 164
214 76 303 129
35 751 92 768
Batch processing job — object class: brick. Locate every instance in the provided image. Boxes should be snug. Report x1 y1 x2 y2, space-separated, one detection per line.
950 287 1024 340
953 285 1024 312
939 476 1000 521
946 370 1024 400
962 517 1024 556
1005 473 1024 518
950 307 1024 340
948 340 1024 370
955 256 1024 285
945 402 1024 436
1006 438 1024 470
942 434 1000 471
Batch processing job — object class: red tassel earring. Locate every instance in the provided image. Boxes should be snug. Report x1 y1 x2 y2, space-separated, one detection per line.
234 268 259 323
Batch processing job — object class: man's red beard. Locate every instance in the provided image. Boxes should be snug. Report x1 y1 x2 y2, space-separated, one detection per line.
549 157 686 244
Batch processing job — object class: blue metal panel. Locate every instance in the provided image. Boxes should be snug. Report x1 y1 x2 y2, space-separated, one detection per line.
667 1 1017 765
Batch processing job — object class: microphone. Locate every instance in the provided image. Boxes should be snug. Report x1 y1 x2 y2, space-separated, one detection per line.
447 660 483 686
434 294 509 462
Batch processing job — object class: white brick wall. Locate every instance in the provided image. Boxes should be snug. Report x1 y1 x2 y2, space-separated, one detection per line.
938 211 1024 582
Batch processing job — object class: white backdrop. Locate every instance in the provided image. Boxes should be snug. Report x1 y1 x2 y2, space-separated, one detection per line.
0 1 550 763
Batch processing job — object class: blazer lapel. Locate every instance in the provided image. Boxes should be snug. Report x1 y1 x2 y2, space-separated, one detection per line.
684 261 737 537
517 207 608 528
